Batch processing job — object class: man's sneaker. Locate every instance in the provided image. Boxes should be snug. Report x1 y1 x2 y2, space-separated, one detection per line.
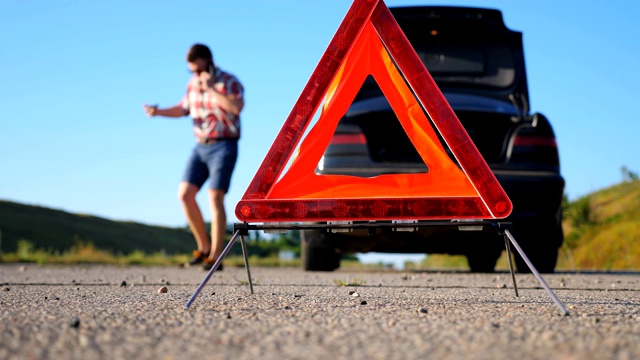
202 258 223 271
186 250 208 267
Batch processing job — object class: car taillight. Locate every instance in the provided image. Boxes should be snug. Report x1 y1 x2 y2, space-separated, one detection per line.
330 133 367 145
513 134 557 148
510 132 560 168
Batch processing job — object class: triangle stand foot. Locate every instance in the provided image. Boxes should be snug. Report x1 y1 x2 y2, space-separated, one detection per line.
504 229 569 316
185 229 254 310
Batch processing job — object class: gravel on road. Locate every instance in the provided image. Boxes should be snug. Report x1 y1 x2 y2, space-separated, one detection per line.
1 264 639 359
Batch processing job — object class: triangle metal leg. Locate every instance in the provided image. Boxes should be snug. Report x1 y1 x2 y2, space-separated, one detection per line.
504 234 519 297
185 230 241 310
240 235 254 294
504 229 569 316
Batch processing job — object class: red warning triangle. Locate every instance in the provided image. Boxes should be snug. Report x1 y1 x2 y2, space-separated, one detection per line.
236 0 512 222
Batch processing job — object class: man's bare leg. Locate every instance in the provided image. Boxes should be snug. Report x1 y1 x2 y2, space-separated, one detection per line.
207 189 227 261
178 182 211 255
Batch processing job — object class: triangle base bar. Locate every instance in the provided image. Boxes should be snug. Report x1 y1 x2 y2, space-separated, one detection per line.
237 197 492 222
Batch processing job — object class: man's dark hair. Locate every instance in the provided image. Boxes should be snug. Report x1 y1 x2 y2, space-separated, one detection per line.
186 43 213 63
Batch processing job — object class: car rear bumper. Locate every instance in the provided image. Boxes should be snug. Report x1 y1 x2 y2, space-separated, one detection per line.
303 170 565 254
493 170 564 222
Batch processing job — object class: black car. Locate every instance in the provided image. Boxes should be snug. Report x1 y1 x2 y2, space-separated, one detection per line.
301 6 565 273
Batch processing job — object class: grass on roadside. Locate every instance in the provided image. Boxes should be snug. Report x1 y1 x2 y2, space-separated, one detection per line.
0 239 301 268
0 239 182 266
334 277 366 286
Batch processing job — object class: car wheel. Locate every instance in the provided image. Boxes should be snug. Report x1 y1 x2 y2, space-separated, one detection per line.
511 220 562 273
301 230 340 271
466 247 502 273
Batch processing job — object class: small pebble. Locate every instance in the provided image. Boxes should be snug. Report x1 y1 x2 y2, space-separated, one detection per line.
120 281 127 287
158 286 168 294
417 307 428 314
349 291 359 297
360 301 367 305
69 317 80 329
284 306 292 310
294 294 302 298
497 284 507 289
3 287 9 292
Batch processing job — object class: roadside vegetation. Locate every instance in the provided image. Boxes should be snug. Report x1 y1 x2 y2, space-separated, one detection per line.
0 230 304 268
1 173 638 270
405 177 640 271
557 176 640 270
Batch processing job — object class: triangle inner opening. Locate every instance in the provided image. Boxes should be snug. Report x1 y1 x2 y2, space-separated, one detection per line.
263 22 478 200
316 75 429 178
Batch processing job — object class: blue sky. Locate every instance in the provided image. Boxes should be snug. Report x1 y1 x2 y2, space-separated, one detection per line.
2 0 639 256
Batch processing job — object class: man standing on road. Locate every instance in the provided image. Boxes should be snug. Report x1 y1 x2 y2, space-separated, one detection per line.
143 43 244 270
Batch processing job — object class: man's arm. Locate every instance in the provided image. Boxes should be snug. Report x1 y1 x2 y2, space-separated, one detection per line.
199 72 244 115
143 104 186 118
206 90 244 115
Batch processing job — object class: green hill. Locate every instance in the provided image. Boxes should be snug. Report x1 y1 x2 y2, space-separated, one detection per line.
2 177 638 270
0 200 193 255
560 179 640 270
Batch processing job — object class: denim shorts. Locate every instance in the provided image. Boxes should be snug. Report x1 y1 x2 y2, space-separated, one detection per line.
182 140 238 192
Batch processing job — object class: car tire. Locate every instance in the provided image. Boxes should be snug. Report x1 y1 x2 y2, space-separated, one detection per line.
466 248 502 273
301 230 340 271
511 220 562 273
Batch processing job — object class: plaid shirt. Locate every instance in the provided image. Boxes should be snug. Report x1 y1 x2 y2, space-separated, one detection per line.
180 67 243 140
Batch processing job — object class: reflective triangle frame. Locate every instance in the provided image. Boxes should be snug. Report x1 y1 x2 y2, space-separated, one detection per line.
236 0 512 222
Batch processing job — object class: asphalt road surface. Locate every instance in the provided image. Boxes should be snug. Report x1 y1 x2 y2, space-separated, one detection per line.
1 264 639 359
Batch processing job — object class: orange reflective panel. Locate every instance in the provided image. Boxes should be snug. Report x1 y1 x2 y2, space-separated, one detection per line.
236 0 512 222
268 23 476 200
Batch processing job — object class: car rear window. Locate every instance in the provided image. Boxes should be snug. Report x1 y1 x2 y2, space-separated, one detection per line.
395 14 516 88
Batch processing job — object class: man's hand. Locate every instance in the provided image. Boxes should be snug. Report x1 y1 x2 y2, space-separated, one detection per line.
199 71 215 91
143 104 186 118
143 103 158 117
